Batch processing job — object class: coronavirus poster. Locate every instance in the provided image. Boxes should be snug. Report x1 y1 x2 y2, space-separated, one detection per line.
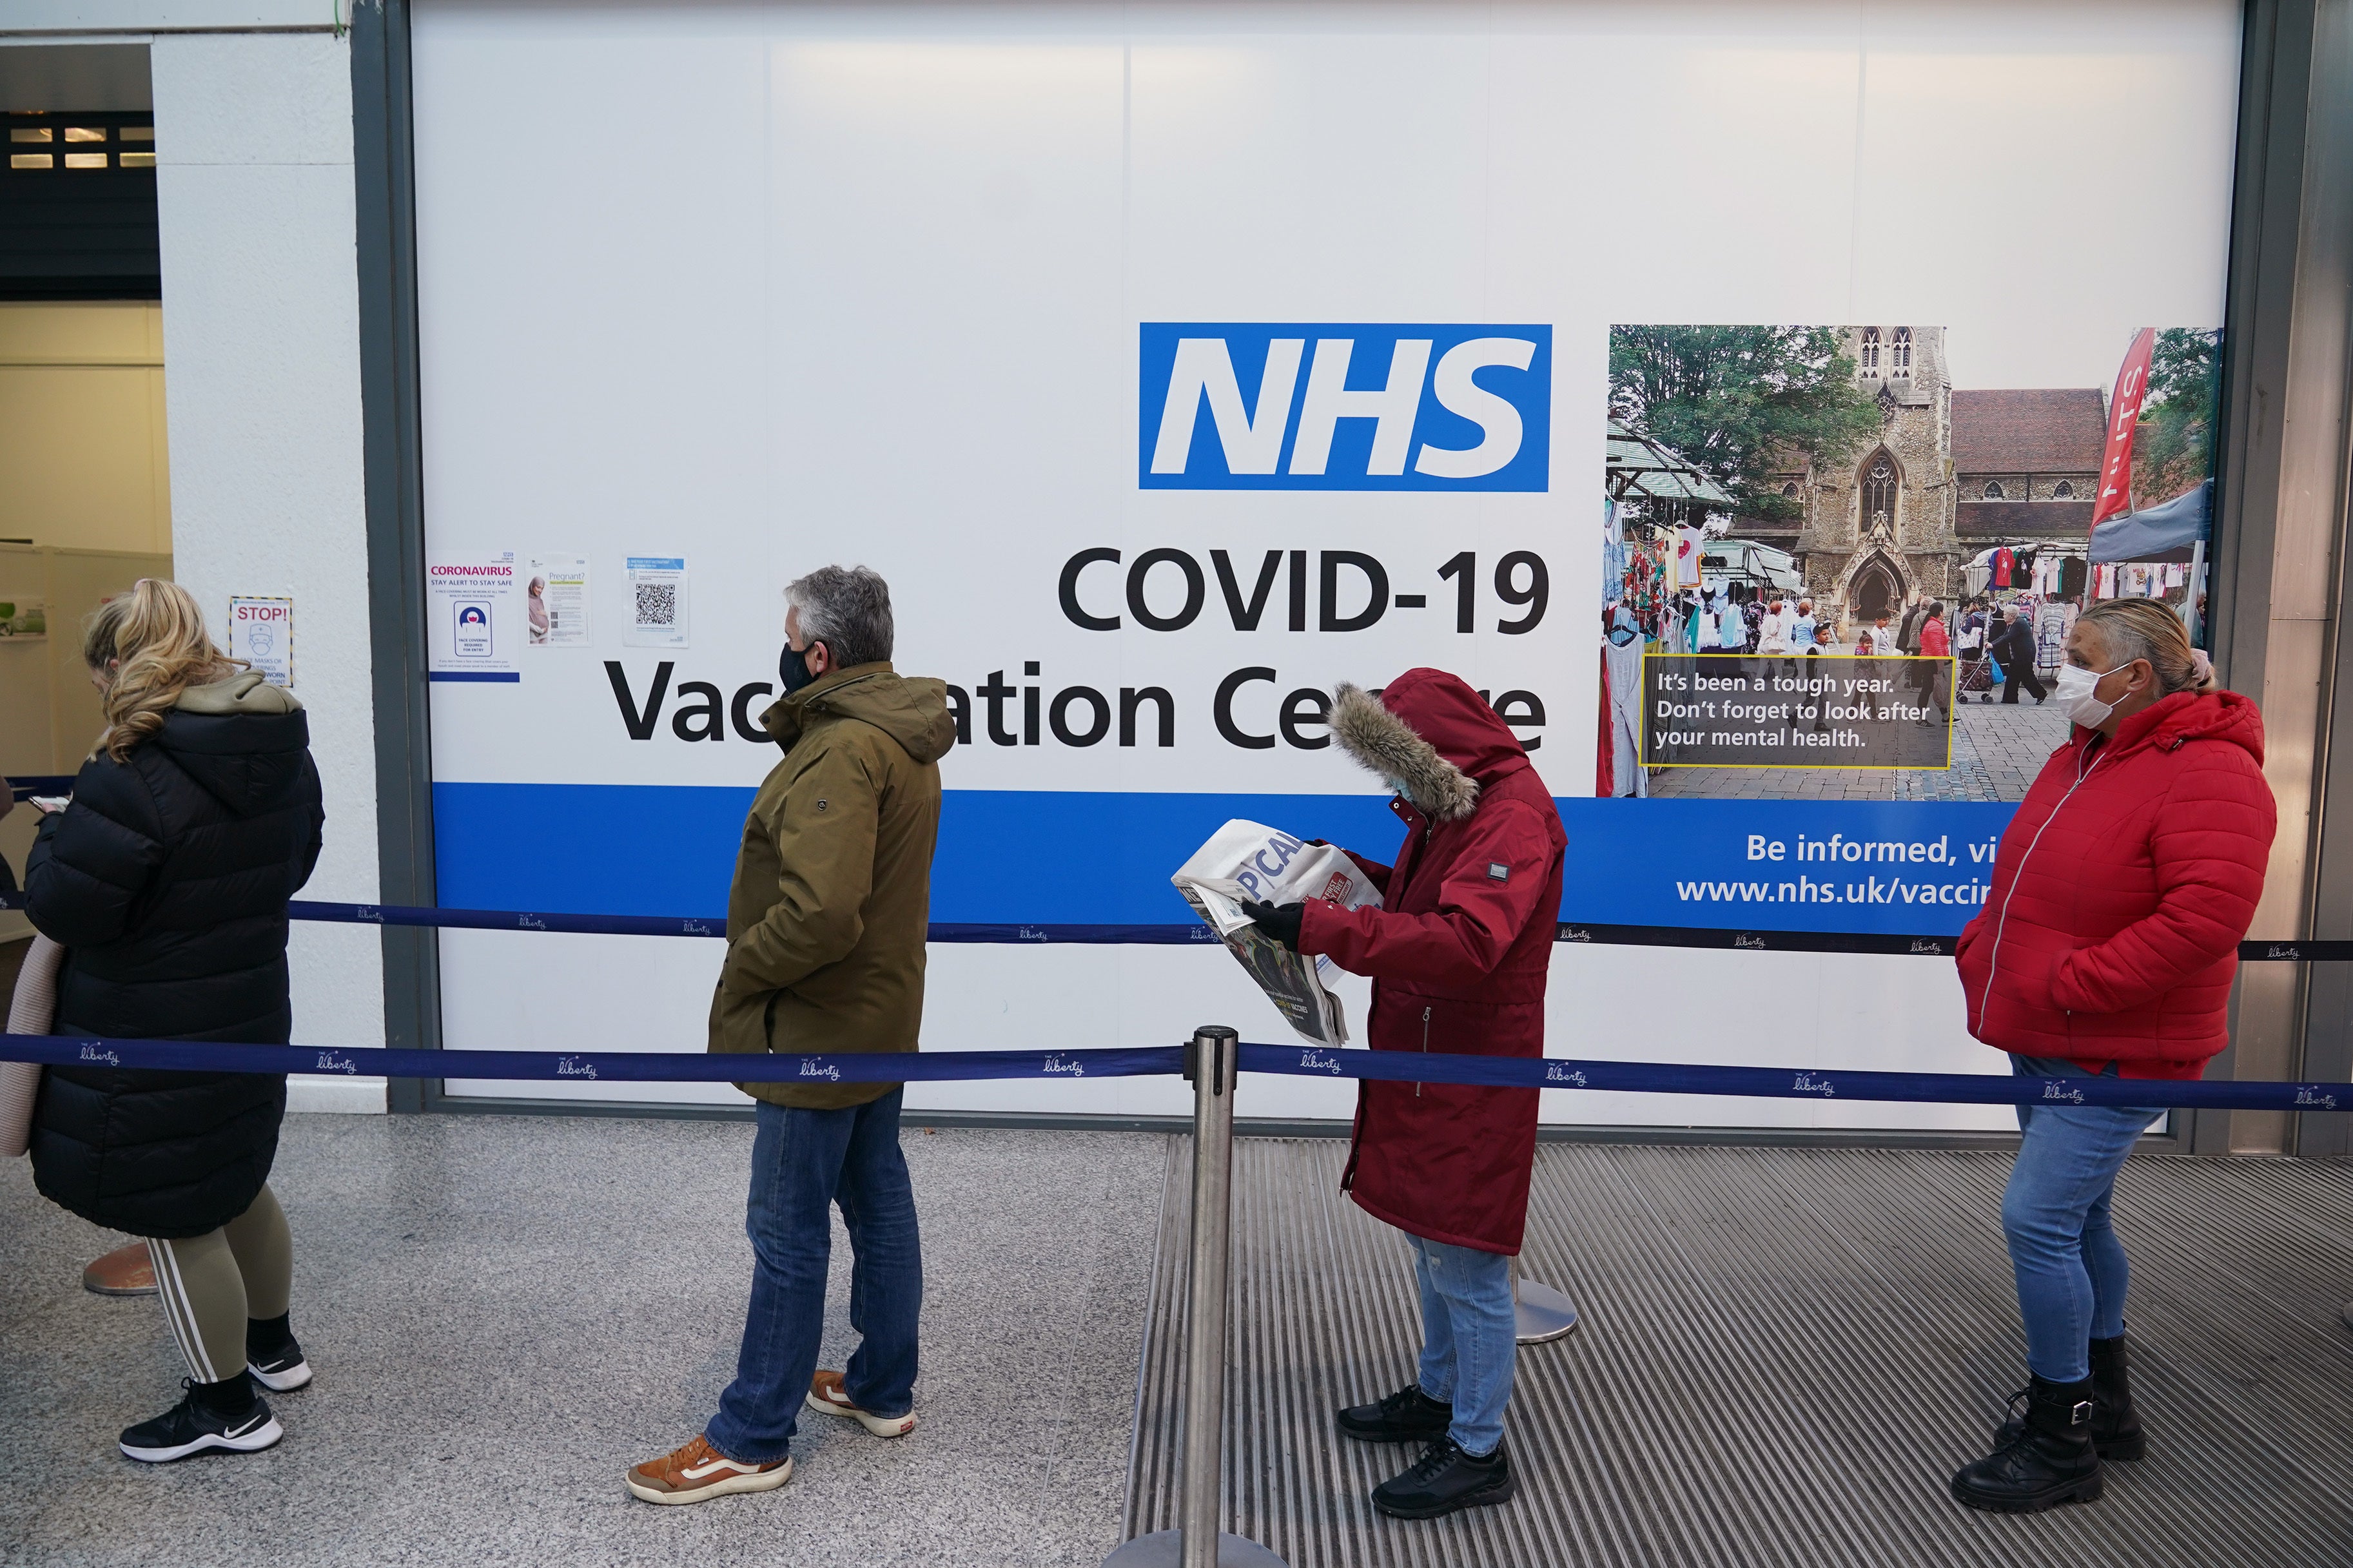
411 0 2241 1127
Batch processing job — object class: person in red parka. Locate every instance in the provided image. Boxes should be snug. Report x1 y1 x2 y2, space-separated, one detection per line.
1914 599 1953 726
1242 668 1566 1523
1947 598 2274 1515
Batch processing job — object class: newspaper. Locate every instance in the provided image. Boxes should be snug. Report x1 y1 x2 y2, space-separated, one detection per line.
1172 819 1383 1045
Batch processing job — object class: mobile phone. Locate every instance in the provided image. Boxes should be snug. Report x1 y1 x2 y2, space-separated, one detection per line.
28 795 68 815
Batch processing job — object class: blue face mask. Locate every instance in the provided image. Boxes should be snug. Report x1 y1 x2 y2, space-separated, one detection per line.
778 641 820 694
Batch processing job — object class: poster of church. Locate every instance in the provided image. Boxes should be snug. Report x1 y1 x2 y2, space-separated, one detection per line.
1601 324 2220 809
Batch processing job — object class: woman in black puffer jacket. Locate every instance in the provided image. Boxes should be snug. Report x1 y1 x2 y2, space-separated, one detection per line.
25 579 324 1464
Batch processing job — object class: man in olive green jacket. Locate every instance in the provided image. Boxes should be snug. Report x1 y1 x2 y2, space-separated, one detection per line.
630 566 956 1507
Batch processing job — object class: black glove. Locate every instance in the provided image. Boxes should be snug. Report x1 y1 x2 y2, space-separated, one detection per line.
1242 900 1305 951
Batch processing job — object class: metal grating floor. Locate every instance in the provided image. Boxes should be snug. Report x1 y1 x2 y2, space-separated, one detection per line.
1122 1139 2353 1568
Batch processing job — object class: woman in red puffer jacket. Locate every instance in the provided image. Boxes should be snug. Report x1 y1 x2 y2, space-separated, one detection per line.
1948 598 2274 1517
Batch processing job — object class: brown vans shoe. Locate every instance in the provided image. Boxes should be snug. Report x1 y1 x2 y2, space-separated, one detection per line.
805 1370 916 1438
625 1434 792 1505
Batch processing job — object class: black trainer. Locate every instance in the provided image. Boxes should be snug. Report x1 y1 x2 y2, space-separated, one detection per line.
1993 1337 2144 1461
246 1313 313 1393
119 1378 283 1463
1336 1384 1452 1444
1371 1437 1515 1520
1951 1374 2102 1513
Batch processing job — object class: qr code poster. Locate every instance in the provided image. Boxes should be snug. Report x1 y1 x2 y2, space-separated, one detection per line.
425 552 519 677
623 556 690 649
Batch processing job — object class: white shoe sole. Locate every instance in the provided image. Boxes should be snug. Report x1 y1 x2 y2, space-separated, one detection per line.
805 1389 915 1439
121 1415 284 1463
249 1359 312 1393
626 1455 792 1505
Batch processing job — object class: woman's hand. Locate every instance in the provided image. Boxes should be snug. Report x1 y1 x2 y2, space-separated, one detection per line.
1241 900 1305 951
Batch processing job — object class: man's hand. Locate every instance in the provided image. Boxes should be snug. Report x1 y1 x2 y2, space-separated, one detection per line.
1242 900 1305 951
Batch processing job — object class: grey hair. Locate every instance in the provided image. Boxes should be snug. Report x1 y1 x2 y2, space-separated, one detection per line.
786 565 894 668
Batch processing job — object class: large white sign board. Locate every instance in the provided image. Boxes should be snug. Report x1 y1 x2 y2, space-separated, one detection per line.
411 0 2240 1122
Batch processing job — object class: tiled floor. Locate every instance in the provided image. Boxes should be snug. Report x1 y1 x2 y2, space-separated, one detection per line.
0 1114 1166 1568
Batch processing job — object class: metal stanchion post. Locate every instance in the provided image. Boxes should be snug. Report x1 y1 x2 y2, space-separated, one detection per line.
1105 1027 1285 1568
1512 1253 1579 1344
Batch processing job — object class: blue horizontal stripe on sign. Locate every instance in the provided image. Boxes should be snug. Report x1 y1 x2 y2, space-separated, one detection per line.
431 782 1408 925
6 1032 2348 1111
1556 798 2020 937
429 671 521 683
434 782 2022 935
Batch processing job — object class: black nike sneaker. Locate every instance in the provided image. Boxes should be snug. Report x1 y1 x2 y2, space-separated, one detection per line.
119 1379 283 1463
246 1313 313 1393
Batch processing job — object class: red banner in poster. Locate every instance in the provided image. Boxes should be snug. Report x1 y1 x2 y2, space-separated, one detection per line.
2091 327 2156 529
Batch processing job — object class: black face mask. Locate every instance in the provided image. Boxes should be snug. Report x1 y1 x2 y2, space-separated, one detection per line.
778 641 821 695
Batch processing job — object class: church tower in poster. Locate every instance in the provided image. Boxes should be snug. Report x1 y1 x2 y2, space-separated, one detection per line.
1789 325 1961 625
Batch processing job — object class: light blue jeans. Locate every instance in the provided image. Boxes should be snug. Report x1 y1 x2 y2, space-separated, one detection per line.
2004 1056 2158 1383
1409 1235 1516 1457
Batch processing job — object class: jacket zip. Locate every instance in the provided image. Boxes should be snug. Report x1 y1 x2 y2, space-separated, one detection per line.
1418 1005 1430 1097
1977 739 2107 1034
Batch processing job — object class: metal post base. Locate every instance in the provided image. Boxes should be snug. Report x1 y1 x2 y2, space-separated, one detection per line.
1102 1531 1288 1567
1515 1278 1580 1344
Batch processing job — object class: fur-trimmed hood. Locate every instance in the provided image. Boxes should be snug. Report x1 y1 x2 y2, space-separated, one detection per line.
1329 668 1532 821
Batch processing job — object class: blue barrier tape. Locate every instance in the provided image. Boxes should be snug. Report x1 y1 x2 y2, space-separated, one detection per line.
5 775 75 804
0 1034 1182 1085
3 1032 2347 1111
0 891 2341 960
1240 1043 2351 1111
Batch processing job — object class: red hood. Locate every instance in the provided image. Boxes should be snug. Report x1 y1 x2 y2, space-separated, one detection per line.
1380 667 1532 784
2091 688 2265 768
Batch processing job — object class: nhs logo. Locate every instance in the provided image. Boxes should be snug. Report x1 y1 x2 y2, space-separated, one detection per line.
1139 323 1551 491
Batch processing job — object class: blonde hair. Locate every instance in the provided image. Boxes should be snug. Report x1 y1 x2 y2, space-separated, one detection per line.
2076 597 2218 697
81 579 240 762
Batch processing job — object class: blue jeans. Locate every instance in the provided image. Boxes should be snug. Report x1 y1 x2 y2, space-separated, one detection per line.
704 1090 923 1464
1409 1235 1516 1457
2004 1056 2157 1383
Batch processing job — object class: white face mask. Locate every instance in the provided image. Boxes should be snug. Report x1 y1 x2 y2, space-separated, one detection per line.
2054 661 2130 728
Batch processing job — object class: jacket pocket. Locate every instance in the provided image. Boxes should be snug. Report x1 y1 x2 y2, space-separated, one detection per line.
706 978 776 1057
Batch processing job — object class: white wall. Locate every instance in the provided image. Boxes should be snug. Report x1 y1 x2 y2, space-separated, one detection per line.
150 30 385 1112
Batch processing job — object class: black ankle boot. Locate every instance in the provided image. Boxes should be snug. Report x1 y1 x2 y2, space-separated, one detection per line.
1991 1337 2145 1461
1952 1374 2103 1513
2084 1335 2145 1459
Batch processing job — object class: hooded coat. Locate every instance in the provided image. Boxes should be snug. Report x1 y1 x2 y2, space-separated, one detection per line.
708 661 957 1110
1955 688 2274 1078
1298 668 1567 1254
24 673 324 1238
